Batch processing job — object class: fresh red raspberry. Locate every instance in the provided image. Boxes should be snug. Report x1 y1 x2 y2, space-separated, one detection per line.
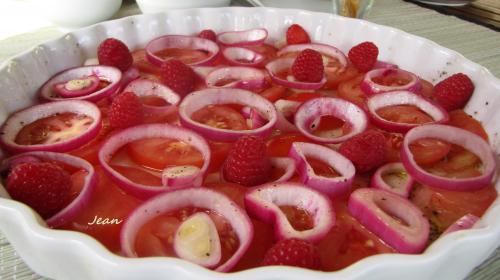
348 41 379 72
339 129 386 173
97 38 133 72
291 49 324 83
262 238 321 269
222 135 271 187
286 24 311 45
109 92 144 129
6 162 72 219
198 29 217 42
160 59 195 96
432 73 474 111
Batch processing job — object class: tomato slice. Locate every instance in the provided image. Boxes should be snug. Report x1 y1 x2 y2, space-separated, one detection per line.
376 105 433 124
411 183 497 233
15 112 94 145
127 138 204 170
383 131 404 163
448 109 489 141
110 164 162 186
324 65 360 90
132 49 161 76
154 48 210 65
69 117 111 165
191 104 248 131
207 141 232 173
337 74 366 108
284 92 323 103
266 132 314 157
311 115 349 138
58 167 142 253
409 138 452 166
259 85 286 102
279 205 314 231
418 78 434 98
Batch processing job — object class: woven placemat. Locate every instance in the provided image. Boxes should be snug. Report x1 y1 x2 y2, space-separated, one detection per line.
1 0 499 279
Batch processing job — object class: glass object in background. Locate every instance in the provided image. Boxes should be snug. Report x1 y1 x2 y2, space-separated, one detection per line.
332 0 375 18
246 0 374 18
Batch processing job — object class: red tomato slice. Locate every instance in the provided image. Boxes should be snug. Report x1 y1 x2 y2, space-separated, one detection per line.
15 112 94 146
318 203 395 271
69 117 111 165
266 132 314 157
376 105 433 124
306 156 341 178
110 164 162 186
127 138 204 170
154 48 210 65
411 183 497 232
58 167 142 253
409 138 452 166
418 78 434 98
132 49 160 75
337 74 366 108
372 71 412 87
311 115 349 138
324 65 360 90
448 109 489 141
383 131 404 163
191 104 248 131
279 205 314 231
259 85 286 102
284 92 323 103
207 141 232 173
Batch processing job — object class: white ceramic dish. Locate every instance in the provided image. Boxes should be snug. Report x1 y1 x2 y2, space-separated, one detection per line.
136 0 231 13
0 7 500 280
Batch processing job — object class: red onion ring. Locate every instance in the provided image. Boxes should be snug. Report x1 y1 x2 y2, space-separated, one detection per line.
98 124 210 199
274 99 300 132
39 65 122 102
442 214 480 235
173 212 221 268
241 106 267 129
360 68 422 95
367 91 449 133
0 100 102 154
120 187 253 272
277 43 348 68
370 162 414 198
348 188 430 254
222 47 266 67
120 67 140 89
205 67 268 91
289 142 355 197
270 157 296 183
265 58 326 90
178 88 277 142
162 165 203 189
1 151 96 228
145 35 220 67
217 28 268 47
54 75 100 98
123 78 180 115
294 97 368 144
245 182 334 243
192 66 218 80
401 124 496 191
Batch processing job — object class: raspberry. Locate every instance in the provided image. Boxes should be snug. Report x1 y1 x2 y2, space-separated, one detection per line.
198 29 217 42
262 238 321 269
286 24 311 45
109 92 144 129
160 59 195 96
291 49 324 83
222 135 271 186
339 129 386 172
348 41 379 72
6 162 72 219
432 73 474 111
97 38 133 72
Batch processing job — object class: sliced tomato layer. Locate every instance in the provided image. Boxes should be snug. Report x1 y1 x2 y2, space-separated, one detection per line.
15 112 94 145
376 105 433 124
337 74 366 108
154 48 210 65
266 132 314 157
191 104 248 131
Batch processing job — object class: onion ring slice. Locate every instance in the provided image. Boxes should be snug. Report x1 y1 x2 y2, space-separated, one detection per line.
146 35 220 67
0 100 102 153
245 182 334 243
360 68 422 95
123 78 180 116
294 97 368 143
401 124 496 191
98 123 210 198
179 88 277 142
120 187 253 272
39 65 122 102
217 28 268 47
222 47 266 67
367 91 449 133
205 67 267 91
370 162 414 198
